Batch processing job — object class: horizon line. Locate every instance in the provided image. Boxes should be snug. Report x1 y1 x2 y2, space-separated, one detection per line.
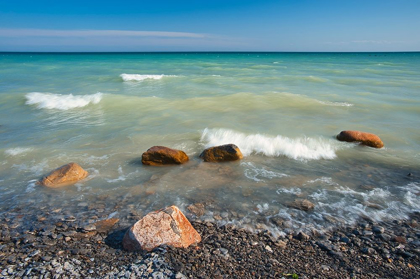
1 51 419 54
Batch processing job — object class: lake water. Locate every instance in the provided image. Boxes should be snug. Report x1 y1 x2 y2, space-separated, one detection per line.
1 52 419 235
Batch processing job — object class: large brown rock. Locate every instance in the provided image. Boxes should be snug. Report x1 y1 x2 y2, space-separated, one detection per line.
200 144 243 162
336 130 384 148
122 205 201 251
142 146 189 166
39 162 88 188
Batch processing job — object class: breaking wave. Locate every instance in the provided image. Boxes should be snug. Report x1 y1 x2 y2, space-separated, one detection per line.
201 128 342 160
25 92 102 110
120 74 176 81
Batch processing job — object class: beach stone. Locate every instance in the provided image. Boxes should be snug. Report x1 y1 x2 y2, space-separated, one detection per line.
142 146 189 166
122 205 201 251
39 162 88 188
199 144 243 162
336 130 384 148
287 199 315 211
94 218 119 233
187 203 205 217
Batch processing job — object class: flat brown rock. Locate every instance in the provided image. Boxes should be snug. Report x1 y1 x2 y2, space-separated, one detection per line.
39 162 88 188
122 206 201 251
287 199 315 211
200 144 243 162
336 130 384 148
142 146 189 166
94 218 119 233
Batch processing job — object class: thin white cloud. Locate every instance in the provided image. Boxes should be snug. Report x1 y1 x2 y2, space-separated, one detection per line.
0 28 206 38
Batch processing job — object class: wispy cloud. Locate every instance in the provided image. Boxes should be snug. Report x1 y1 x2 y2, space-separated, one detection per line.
324 40 408 45
0 28 206 38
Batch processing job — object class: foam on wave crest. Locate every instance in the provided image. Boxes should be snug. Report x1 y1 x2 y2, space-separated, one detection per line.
201 128 340 160
120 74 176 81
25 92 102 110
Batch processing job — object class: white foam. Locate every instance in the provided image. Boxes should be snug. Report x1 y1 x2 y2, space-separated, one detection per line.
25 92 102 110
5 147 32 156
106 166 126 183
318 100 354 107
120 73 176 81
242 162 288 182
201 128 341 160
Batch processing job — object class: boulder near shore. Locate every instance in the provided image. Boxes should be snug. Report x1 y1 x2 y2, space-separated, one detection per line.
336 130 384 148
142 146 189 166
123 205 201 251
38 162 88 188
200 144 243 162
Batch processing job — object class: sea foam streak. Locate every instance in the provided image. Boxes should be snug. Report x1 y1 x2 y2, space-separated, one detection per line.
201 128 340 160
120 73 176 81
25 92 102 110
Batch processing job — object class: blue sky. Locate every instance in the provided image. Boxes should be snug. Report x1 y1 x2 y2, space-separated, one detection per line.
0 0 419 51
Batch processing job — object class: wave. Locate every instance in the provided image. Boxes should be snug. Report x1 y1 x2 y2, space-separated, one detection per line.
25 92 102 110
200 128 342 160
120 73 176 81
318 101 354 107
5 147 32 156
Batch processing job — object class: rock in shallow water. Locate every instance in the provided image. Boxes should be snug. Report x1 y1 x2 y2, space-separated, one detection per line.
336 130 384 148
287 199 315 211
38 162 88 188
200 144 243 162
142 146 189 166
123 206 201 251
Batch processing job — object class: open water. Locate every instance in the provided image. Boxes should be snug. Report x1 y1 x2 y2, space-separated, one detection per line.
1 52 419 235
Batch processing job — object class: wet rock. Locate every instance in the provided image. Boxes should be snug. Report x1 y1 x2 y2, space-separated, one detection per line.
361 247 375 255
296 232 310 241
336 130 384 148
199 144 243 162
94 218 119 233
372 226 385 234
287 199 315 211
187 203 205 217
38 162 88 188
142 146 189 166
123 205 201 251
392 236 407 244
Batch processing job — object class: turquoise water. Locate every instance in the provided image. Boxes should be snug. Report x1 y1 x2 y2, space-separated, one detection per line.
1 52 419 234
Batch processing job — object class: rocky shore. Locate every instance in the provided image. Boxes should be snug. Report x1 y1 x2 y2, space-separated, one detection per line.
1 211 419 278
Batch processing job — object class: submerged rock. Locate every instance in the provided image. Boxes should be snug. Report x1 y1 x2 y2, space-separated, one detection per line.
187 203 205 217
336 130 384 148
142 146 189 166
39 162 88 188
287 199 315 211
200 144 243 162
122 205 201 251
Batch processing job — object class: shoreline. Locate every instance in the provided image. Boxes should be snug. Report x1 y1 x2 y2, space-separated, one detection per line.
1 212 419 278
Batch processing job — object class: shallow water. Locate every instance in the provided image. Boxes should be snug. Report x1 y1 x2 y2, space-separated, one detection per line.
1 52 419 234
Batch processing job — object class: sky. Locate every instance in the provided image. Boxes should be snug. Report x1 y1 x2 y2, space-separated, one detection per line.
0 0 419 52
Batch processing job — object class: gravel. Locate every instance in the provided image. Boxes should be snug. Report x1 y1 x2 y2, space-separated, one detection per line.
1 212 420 278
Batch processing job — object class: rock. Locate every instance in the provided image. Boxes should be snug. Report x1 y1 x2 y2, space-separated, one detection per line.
199 144 243 162
123 206 201 251
392 236 407 244
372 226 385 234
187 203 205 217
94 218 119 233
142 146 189 166
336 130 384 148
287 199 315 211
38 162 88 188
296 231 310 241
